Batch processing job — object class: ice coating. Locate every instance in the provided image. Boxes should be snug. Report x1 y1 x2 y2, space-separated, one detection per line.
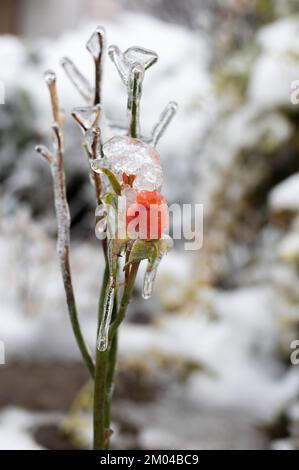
97 276 115 351
44 70 56 85
84 128 101 157
72 105 101 131
61 57 93 102
86 26 106 59
124 46 158 70
142 255 163 300
92 136 163 191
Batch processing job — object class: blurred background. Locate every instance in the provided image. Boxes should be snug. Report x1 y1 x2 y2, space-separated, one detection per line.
1 0 299 450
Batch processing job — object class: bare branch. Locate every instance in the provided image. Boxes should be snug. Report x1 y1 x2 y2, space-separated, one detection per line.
35 144 53 165
38 72 95 378
44 70 64 126
151 101 178 147
86 26 106 105
61 57 93 103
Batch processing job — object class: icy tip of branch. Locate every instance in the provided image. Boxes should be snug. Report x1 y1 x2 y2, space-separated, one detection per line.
151 101 179 146
124 46 158 70
72 104 102 132
86 25 106 59
130 63 145 80
168 101 179 112
35 145 53 164
44 69 56 86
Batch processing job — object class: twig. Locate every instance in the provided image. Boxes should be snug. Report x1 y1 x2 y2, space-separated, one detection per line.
36 71 95 378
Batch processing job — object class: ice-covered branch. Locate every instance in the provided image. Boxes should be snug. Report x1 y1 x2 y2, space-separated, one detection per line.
128 63 144 138
36 71 95 378
86 26 106 105
61 57 93 103
151 101 178 147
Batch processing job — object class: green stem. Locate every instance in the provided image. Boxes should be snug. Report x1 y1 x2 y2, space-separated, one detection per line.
128 67 143 138
104 292 118 448
109 262 140 342
63 254 95 378
93 265 110 450
93 348 108 449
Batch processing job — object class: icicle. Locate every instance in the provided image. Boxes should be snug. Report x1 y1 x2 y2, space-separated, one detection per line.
142 255 163 300
108 45 129 85
84 128 102 158
151 101 178 147
124 46 158 70
72 105 101 131
97 277 115 351
61 57 93 102
127 63 144 138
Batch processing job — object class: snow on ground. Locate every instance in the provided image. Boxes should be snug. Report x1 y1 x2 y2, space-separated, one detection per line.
0 407 61 450
269 173 299 213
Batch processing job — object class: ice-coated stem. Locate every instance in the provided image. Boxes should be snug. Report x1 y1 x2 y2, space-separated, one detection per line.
108 45 128 85
86 26 106 105
142 255 163 300
109 262 140 342
127 64 144 138
61 57 93 103
36 71 95 378
151 101 178 147
97 277 115 352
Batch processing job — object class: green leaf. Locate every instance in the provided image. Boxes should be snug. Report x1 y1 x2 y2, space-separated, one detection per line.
127 239 155 265
101 168 122 195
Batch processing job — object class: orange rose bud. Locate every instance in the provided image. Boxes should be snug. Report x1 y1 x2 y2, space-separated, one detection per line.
126 190 168 240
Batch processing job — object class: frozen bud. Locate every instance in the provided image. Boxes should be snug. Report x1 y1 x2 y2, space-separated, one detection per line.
98 136 163 191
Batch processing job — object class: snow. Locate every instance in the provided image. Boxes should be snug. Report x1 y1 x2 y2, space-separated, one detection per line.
0 407 61 450
248 16 299 108
269 173 299 212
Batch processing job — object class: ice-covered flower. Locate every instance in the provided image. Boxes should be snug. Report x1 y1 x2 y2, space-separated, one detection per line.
91 136 163 191
126 189 168 240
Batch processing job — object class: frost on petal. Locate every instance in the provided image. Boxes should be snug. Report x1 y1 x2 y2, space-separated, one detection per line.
102 136 163 191
124 46 158 70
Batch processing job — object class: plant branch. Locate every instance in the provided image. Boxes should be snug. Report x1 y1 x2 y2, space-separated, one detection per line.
36 71 95 378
